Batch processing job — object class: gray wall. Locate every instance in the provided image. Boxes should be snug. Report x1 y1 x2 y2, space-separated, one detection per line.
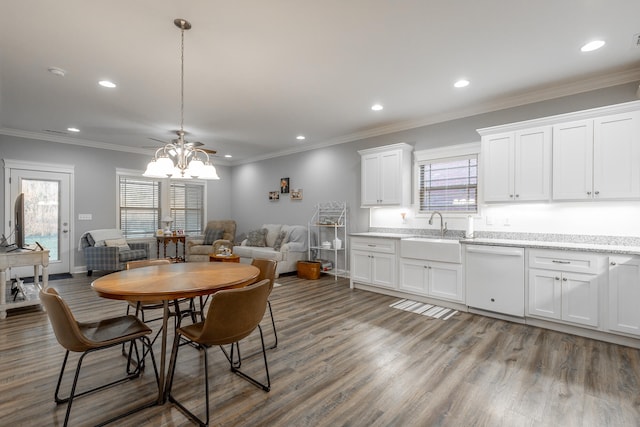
2 81 639 268
231 81 640 236
0 135 232 267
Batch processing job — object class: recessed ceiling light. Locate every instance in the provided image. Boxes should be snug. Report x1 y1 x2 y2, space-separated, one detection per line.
224 154 232 158
296 135 306 140
581 40 605 52
98 80 116 88
48 67 66 77
454 79 470 88
371 104 383 111
67 127 80 132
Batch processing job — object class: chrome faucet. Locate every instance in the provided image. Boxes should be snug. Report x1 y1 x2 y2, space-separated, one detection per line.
428 211 448 238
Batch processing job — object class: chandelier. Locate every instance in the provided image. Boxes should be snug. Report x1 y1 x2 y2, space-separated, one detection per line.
144 18 219 180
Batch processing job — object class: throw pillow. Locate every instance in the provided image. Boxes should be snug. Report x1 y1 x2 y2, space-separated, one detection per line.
246 228 267 247
262 224 282 247
104 238 131 250
203 228 224 245
272 230 287 251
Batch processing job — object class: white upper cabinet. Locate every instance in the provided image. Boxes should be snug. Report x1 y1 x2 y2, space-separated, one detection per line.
359 143 413 207
479 101 640 204
553 111 640 200
482 126 550 202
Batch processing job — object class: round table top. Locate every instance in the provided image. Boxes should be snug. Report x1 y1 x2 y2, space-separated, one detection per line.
91 262 260 302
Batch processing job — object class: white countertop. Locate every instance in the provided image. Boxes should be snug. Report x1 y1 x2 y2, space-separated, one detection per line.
349 232 418 239
461 238 640 255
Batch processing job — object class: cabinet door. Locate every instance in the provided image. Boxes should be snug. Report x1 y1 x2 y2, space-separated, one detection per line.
552 120 593 200
528 268 562 320
361 154 381 205
608 255 640 336
351 250 372 283
399 259 429 295
593 111 640 199
482 132 514 202
514 127 550 201
371 252 397 289
378 150 402 205
429 261 463 302
561 272 599 327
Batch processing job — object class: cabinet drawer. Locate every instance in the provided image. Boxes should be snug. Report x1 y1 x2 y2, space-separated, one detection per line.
528 249 605 274
350 237 396 254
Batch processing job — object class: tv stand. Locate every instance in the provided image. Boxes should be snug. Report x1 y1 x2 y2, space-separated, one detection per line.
0 248 49 319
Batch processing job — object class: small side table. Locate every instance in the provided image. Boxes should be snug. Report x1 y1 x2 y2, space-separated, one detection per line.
156 235 186 262
209 253 240 263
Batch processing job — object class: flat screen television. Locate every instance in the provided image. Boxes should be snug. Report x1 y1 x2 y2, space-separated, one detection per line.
14 192 25 249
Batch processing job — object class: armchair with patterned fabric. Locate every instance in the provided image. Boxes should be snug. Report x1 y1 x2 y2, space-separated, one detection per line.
80 229 149 276
186 220 236 262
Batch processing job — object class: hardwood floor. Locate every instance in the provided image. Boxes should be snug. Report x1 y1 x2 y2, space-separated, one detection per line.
1 273 639 426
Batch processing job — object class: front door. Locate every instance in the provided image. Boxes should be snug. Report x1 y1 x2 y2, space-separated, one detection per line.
7 165 72 276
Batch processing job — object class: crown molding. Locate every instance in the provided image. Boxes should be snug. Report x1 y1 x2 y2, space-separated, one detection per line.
4 66 640 167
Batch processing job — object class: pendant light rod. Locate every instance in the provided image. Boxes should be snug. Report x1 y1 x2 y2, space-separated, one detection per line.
143 18 220 180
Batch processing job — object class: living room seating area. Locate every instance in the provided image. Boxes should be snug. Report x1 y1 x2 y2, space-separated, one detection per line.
80 229 149 276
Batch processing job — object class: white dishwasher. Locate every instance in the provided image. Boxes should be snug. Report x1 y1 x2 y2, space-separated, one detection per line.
465 245 525 317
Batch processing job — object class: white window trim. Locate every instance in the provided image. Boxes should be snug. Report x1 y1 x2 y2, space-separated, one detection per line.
413 142 480 218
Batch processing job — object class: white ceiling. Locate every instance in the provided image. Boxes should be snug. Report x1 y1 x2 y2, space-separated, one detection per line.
2 1 640 164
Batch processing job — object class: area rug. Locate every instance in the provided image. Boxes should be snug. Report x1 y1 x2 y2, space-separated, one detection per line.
21 273 73 283
390 299 458 320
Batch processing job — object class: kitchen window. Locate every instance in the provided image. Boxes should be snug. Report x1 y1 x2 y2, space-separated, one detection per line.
417 154 478 214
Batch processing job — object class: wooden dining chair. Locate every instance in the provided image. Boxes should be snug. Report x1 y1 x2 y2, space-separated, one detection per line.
166 279 272 426
251 258 279 349
39 287 159 427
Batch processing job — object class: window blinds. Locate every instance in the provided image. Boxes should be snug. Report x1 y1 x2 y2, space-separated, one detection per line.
418 156 477 213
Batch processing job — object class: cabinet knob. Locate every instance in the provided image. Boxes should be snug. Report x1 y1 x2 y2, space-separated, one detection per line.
562 277 567 281
594 191 599 195
610 261 617 266
490 298 495 302
555 276 560 281
509 194 514 198
587 191 592 195
515 194 520 198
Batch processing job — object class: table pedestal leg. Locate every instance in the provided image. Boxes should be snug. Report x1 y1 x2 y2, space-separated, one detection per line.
158 300 169 404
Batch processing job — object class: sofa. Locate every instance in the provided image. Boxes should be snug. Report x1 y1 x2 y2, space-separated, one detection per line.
80 229 149 276
232 224 308 277
186 220 236 262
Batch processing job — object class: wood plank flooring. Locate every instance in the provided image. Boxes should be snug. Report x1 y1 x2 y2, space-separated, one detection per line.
1 273 639 426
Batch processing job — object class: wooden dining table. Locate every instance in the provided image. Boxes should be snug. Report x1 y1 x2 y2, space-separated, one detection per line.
91 262 260 404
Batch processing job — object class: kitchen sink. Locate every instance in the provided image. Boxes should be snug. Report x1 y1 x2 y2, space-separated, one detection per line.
400 237 462 263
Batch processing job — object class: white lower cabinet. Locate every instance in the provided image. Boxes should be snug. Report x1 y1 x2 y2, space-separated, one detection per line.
528 269 599 327
527 249 605 328
608 255 640 337
399 259 463 302
350 237 397 289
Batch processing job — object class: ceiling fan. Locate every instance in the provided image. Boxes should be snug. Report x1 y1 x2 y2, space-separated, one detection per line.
146 131 218 156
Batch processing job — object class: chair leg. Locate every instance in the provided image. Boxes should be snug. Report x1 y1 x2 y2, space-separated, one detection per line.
54 338 157 427
230 325 271 392
167 333 210 426
267 300 278 349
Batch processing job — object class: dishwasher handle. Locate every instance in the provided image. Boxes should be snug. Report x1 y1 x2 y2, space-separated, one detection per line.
466 246 524 257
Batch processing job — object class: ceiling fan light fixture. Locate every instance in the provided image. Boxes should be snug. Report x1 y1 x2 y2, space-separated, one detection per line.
144 18 220 180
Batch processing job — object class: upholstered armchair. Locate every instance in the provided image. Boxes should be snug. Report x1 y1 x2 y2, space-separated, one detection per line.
80 229 149 276
186 220 236 262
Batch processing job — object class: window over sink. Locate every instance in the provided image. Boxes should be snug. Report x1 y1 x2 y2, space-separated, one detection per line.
416 154 478 214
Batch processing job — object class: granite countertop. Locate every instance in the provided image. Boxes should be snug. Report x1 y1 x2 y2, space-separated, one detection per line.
349 232 417 239
460 238 640 255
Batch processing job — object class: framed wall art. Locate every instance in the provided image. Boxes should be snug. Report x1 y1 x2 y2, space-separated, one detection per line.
269 191 279 201
280 177 290 193
291 189 303 200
